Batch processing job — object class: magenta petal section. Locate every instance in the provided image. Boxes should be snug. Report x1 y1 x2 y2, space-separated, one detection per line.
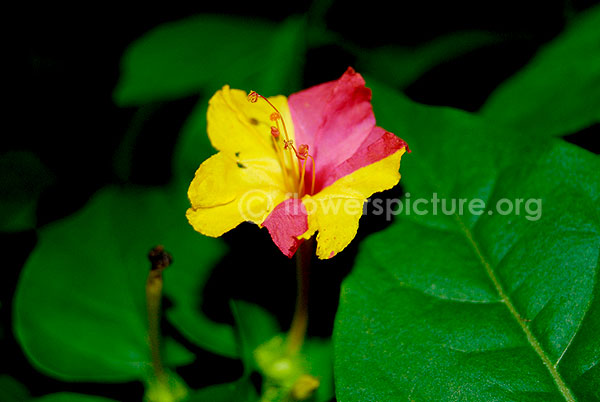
321 127 408 189
288 67 406 193
262 198 308 258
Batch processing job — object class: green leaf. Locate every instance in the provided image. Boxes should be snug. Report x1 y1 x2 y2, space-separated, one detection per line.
13 186 229 381
0 375 30 402
186 380 258 402
334 83 600 401
0 376 119 402
481 4 600 137
172 96 213 187
33 394 117 402
303 338 334 402
163 233 236 358
0 151 55 232
114 15 305 106
231 300 281 373
357 30 500 89
231 301 334 402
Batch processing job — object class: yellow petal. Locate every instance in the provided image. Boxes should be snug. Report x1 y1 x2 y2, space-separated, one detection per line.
300 148 406 259
187 86 297 238
187 152 289 237
207 85 295 159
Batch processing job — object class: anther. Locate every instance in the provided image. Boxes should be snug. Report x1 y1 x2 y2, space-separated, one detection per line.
270 112 280 121
247 91 258 103
297 144 309 160
271 126 280 138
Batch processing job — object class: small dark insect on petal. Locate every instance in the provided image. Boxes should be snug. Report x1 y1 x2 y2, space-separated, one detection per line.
237 162 247 168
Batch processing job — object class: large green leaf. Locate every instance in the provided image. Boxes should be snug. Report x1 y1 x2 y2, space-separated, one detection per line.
481 5 600 137
334 83 600 401
114 15 305 106
0 151 55 232
14 186 229 381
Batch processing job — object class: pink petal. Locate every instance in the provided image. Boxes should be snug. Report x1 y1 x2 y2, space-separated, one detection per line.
320 127 408 190
288 68 375 187
262 198 308 258
288 67 408 193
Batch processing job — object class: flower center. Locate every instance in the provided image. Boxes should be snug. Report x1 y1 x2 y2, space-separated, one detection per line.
248 91 315 196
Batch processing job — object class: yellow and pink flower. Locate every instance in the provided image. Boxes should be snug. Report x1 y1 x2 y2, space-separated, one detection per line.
186 68 409 259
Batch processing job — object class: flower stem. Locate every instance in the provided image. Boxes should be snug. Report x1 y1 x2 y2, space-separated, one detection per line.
146 246 172 384
287 239 313 354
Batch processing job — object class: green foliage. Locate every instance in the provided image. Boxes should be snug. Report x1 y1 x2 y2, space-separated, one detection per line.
163 228 236 357
356 30 500 89
173 96 214 188
114 15 305 106
186 380 257 402
481 5 600 137
33 394 118 402
232 301 334 402
334 54 600 402
0 376 115 402
0 151 54 232
0 375 30 402
231 300 281 374
13 186 226 381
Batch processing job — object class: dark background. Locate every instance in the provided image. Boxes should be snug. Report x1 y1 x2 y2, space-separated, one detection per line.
3 1 599 400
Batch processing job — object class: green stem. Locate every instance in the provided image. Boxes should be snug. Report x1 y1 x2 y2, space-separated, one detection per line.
146 245 172 384
287 239 313 354
146 267 167 383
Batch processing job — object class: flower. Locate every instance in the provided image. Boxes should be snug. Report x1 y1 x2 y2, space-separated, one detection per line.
186 68 409 259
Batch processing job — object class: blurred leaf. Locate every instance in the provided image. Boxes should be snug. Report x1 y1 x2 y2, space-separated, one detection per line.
358 30 500 88
0 375 29 402
186 379 258 402
481 4 600 137
0 151 55 232
172 96 213 187
232 302 334 402
145 370 189 402
334 83 600 401
303 338 333 402
163 234 235 358
114 15 305 106
33 394 117 402
13 186 230 381
231 300 280 373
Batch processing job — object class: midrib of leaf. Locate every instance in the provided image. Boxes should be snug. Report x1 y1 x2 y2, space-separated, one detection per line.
452 213 577 402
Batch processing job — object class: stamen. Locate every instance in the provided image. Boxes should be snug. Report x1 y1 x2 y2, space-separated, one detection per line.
271 126 280 138
297 144 309 160
308 155 316 195
247 92 291 143
247 90 317 195
247 91 258 103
